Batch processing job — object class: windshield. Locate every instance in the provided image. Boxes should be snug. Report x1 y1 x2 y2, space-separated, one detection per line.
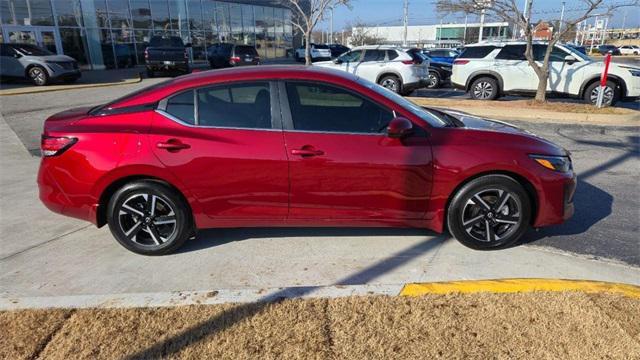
149 36 184 47
13 44 53 56
356 77 448 127
563 45 591 61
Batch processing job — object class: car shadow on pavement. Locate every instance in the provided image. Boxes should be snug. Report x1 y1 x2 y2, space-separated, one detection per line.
179 227 433 254
123 234 448 359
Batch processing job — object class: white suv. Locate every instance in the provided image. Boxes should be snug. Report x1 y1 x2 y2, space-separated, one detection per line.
451 41 640 105
313 45 429 95
294 43 332 62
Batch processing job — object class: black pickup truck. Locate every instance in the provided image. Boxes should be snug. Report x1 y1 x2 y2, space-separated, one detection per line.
144 36 191 77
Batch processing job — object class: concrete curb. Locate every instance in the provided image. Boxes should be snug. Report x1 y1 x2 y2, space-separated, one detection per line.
0 72 143 96
400 278 640 298
2 279 638 310
408 97 640 126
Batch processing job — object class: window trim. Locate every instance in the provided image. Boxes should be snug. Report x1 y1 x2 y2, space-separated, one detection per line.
278 80 398 136
156 80 282 131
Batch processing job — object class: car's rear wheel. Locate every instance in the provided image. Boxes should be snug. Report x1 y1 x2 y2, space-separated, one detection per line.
107 180 193 255
28 66 49 86
447 175 531 250
584 80 618 106
469 77 499 100
379 75 402 94
427 71 441 89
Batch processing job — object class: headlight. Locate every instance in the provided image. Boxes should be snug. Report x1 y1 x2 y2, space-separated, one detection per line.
530 155 572 173
628 69 640 77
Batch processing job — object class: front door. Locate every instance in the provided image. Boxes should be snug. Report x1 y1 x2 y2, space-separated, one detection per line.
281 81 432 220
356 49 386 82
150 81 289 220
2 26 62 54
493 44 537 92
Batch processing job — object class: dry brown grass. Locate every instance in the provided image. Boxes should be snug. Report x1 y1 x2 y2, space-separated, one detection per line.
409 97 636 115
2 292 639 360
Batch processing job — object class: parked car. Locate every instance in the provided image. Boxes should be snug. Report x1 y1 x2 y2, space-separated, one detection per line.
451 42 640 106
406 48 452 89
294 43 332 62
565 44 587 55
619 45 639 55
207 43 260 69
597 44 621 55
144 35 191 77
314 45 429 95
0 43 80 86
328 43 350 58
37 66 576 255
421 48 460 64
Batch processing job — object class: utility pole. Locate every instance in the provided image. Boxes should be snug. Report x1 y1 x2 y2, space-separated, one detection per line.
621 10 627 38
600 17 608 45
590 16 598 53
574 21 581 44
402 0 409 47
478 8 485 42
558 1 565 34
329 7 334 44
463 14 468 44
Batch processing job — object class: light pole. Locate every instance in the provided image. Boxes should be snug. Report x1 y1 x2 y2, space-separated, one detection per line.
402 0 409 47
329 6 334 44
558 1 565 34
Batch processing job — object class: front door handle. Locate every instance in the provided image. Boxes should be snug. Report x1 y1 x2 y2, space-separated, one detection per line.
291 147 324 157
157 139 191 152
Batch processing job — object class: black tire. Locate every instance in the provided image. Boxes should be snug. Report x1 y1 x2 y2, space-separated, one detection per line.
427 71 441 89
469 76 499 100
146 69 155 78
447 175 531 250
107 180 193 255
28 65 49 86
583 80 619 106
378 75 402 94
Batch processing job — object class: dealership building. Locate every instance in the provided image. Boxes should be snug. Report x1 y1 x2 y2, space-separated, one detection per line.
0 0 295 69
352 22 512 48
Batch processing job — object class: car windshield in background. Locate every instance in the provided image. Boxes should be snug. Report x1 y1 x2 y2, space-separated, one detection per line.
149 37 184 47
356 77 448 127
565 46 591 61
13 45 53 56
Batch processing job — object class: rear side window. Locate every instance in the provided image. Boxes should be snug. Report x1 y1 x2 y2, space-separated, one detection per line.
459 46 496 58
386 50 398 60
496 45 526 60
165 91 195 125
363 49 385 62
285 82 393 134
197 82 271 129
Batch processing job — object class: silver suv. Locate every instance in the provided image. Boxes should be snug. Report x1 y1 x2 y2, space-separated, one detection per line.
0 43 81 86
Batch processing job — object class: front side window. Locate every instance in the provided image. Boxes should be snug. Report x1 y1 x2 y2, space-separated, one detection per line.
496 45 526 60
285 82 393 134
459 46 496 59
533 45 569 62
197 82 271 129
339 50 362 62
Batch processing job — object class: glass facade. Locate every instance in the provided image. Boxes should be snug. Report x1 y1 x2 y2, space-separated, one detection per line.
0 0 293 69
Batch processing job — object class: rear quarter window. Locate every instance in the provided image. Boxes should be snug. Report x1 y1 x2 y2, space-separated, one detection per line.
459 46 496 59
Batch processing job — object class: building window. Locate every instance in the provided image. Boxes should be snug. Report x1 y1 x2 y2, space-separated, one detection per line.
93 0 109 27
130 0 151 29
52 0 83 27
59 27 89 65
214 1 230 42
1 0 54 25
241 4 254 46
150 0 170 32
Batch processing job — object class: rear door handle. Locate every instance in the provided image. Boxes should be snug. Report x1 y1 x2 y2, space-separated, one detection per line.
291 148 324 157
157 139 190 152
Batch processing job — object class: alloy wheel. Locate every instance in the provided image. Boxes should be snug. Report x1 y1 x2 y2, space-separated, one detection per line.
473 81 493 99
381 78 399 92
117 193 178 246
30 68 46 85
589 85 614 105
427 73 439 88
461 189 521 242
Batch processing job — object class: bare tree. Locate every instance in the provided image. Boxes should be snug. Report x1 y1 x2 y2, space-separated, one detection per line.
437 0 638 102
347 21 386 46
284 0 351 65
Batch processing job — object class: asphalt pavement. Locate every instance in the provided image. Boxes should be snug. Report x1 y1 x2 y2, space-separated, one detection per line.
0 76 638 299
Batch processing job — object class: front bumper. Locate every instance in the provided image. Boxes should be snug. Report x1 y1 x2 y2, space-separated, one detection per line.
146 61 190 72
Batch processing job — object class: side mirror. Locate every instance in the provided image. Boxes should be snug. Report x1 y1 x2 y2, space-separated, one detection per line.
386 117 413 138
564 55 576 63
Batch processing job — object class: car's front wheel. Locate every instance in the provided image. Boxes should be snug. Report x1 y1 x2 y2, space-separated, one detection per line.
427 71 441 89
447 175 531 250
469 77 499 100
584 80 618 106
107 180 193 255
28 66 49 86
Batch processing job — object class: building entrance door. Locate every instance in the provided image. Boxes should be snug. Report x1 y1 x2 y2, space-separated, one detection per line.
2 26 62 55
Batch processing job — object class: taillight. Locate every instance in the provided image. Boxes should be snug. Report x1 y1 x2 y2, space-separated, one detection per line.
144 47 148 60
453 59 470 65
41 136 77 157
230 56 240 64
184 48 189 59
401 60 418 65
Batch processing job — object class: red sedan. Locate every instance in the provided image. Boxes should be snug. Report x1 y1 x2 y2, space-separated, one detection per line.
38 66 576 255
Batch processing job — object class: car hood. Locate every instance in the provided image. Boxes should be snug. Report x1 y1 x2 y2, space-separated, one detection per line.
437 108 569 156
312 61 335 67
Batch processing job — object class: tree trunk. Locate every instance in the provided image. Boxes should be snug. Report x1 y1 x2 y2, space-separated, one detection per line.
305 33 312 66
534 68 548 102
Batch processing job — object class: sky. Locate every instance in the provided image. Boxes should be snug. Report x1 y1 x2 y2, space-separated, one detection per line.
319 0 639 31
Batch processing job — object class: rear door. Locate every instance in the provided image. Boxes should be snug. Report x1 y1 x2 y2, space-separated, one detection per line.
150 81 289 220
534 45 584 96
280 81 432 220
493 45 537 91
355 49 386 82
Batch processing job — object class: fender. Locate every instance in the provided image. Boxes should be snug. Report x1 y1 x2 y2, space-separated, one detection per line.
376 70 404 84
465 70 505 93
579 74 627 98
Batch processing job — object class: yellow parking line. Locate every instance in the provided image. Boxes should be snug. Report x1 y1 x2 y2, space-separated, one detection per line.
0 74 142 96
400 278 640 298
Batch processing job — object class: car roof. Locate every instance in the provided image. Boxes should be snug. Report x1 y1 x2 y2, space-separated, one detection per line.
351 45 399 50
463 41 562 47
109 66 363 109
